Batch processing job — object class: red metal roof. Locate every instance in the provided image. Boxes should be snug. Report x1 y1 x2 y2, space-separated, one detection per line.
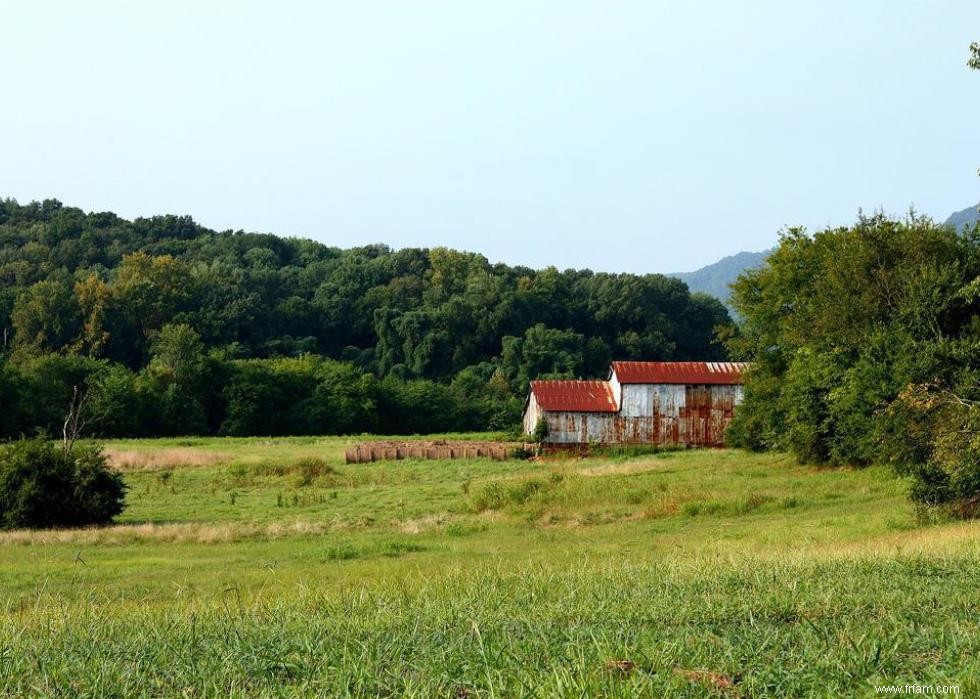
530 380 618 413
611 361 748 385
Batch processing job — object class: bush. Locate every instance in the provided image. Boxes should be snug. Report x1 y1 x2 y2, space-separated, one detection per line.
0 438 126 529
880 383 980 515
531 418 549 443
728 214 980 473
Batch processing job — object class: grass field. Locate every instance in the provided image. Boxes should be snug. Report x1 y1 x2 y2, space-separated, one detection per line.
2 435 979 696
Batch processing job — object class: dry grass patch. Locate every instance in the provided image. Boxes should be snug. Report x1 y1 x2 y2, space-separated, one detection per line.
640 494 683 519
105 447 232 471
399 513 449 534
0 517 365 546
813 518 980 558
576 460 674 478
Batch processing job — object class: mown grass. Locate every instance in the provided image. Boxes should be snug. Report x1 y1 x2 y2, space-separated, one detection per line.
2 438 979 696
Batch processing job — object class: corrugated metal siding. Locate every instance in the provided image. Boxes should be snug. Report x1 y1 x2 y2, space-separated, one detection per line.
541 383 742 446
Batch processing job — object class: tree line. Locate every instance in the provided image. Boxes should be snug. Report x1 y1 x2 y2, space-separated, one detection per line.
727 212 980 514
0 198 731 438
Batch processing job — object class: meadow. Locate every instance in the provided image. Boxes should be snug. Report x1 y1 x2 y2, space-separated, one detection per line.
2 435 979 697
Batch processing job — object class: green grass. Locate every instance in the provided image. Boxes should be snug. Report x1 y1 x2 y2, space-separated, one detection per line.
2 437 979 696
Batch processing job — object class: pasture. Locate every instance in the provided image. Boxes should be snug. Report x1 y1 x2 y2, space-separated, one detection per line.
2 436 979 696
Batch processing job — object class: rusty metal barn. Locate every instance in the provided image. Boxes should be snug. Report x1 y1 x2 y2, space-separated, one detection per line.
522 361 748 447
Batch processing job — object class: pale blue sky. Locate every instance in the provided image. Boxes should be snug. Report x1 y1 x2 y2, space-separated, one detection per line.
2 1 978 272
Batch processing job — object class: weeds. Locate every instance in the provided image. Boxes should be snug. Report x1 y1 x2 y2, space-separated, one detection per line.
470 478 549 511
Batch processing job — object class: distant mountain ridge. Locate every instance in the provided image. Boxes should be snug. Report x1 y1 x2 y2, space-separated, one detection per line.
945 202 980 231
669 250 769 304
675 201 980 303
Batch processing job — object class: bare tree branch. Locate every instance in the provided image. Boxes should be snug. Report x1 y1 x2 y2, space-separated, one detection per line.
62 385 88 455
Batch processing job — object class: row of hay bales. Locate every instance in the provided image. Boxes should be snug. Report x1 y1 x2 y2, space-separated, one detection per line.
345 441 522 463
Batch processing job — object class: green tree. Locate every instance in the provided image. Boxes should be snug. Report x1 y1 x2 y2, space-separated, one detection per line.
728 214 980 510
149 324 206 385
145 324 209 435
11 278 81 355
87 365 147 437
75 275 112 356
0 196 734 438
112 253 192 363
500 324 586 390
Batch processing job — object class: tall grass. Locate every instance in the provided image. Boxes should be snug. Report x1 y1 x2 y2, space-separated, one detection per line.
2 438 978 695
2 555 979 696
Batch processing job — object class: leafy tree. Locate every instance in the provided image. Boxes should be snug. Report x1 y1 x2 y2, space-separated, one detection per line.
500 324 587 390
87 365 148 437
13 354 106 437
882 383 980 513
300 361 379 434
75 275 112 356
728 213 980 511
150 323 206 385
11 278 81 355
112 253 192 363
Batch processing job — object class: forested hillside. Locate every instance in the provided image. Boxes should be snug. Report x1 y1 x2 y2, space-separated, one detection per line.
0 198 730 438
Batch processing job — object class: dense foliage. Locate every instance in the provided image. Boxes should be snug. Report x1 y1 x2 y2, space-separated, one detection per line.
727 213 980 511
0 439 125 529
0 198 730 437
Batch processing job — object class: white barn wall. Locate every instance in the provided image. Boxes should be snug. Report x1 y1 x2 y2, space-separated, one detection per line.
523 393 540 435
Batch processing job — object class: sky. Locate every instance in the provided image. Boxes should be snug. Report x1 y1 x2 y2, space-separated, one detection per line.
2 2 979 273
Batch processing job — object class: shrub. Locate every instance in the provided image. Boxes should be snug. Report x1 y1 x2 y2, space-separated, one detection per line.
881 383 980 514
470 477 553 511
295 457 334 487
471 482 507 511
531 418 549 444
0 438 126 530
511 445 535 460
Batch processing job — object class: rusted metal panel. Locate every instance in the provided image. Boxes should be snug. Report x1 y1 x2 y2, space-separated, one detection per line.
542 411 610 444
611 361 749 385
619 383 684 418
529 380 618 412
677 384 741 446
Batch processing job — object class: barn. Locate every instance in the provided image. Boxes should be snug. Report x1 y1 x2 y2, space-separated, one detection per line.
522 361 748 447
